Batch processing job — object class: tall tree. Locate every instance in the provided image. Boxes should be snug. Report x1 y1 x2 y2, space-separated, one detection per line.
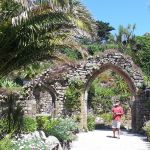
114 24 136 52
131 36 150 77
96 21 114 43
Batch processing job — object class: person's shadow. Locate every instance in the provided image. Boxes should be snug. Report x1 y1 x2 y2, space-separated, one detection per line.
106 135 117 138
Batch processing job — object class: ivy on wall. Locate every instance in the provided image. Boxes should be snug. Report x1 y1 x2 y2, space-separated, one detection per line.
64 79 84 116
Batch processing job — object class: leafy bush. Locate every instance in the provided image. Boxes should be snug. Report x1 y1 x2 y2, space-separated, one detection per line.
36 115 52 130
0 77 18 88
1 115 36 136
46 118 78 142
0 135 12 150
36 116 78 142
64 80 83 115
87 115 95 131
22 117 37 133
99 113 112 125
91 88 113 114
12 137 46 150
64 87 81 115
143 121 150 141
36 116 59 136
87 44 104 55
60 48 81 60
87 43 118 55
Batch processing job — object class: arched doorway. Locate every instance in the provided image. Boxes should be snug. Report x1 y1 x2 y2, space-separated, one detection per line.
25 50 144 131
84 64 137 130
33 85 57 117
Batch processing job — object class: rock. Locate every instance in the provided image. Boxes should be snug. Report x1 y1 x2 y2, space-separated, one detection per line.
39 130 47 140
45 136 63 150
32 131 41 139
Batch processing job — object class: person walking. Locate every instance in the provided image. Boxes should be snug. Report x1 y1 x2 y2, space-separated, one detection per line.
112 100 124 139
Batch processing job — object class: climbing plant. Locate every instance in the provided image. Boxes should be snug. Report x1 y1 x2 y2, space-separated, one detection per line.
64 79 84 116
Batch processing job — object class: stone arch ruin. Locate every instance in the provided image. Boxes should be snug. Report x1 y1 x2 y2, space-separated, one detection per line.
24 50 150 131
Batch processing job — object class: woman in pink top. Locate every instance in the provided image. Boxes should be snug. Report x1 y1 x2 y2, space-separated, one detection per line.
112 100 124 139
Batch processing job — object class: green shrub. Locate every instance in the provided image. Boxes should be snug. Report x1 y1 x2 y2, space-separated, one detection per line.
46 118 78 142
64 87 81 115
64 80 83 115
143 121 150 141
0 135 12 150
100 113 112 125
22 117 37 133
88 79 114 114
60 48 81 60
36 115 51 130
0 77 18 88
87 115 95 131
87 44 104 55
36 115 59 136
44 118 59 135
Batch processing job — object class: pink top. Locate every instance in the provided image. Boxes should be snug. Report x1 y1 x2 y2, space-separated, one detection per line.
112 106 124 121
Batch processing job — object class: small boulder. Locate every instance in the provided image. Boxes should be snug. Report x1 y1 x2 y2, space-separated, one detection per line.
45 136 63 150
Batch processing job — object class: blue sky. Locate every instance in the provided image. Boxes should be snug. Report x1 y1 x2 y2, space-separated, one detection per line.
81 0 150 35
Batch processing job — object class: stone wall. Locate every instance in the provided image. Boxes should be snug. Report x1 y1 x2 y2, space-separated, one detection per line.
23 50 144 113
0 89 55 118
0 50 149 131
136 88 150 131
1 89 150 132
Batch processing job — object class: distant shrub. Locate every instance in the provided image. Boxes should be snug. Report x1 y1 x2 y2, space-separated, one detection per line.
143 121 150 141
87 44 104 55
87 115 95 131
60 48 81 60
36 116 78 142
87 43 118 55
64 80 83 116
100 113 112 125
46 118 78 142
36 115 51 130
0 77 18 88
22 117 37 133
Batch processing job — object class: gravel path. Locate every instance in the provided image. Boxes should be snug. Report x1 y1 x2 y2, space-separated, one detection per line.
71 130 150 150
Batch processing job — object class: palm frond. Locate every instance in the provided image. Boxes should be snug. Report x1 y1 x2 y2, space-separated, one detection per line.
0 0 96 76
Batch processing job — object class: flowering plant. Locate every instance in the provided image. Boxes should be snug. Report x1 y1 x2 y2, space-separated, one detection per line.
12 137 46 150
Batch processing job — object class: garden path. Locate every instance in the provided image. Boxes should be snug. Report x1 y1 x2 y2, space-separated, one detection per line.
71 130 150 150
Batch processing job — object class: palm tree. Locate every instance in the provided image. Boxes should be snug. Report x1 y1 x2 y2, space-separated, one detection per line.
0 0 96 76
115 24 136 53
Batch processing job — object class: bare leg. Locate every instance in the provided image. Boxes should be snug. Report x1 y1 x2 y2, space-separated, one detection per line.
112 128 116 137
117 128 120 139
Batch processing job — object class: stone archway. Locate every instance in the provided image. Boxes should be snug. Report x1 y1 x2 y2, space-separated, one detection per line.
75 50 144 131
33 85 57 116
83 64 138 131
24 50 145 131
